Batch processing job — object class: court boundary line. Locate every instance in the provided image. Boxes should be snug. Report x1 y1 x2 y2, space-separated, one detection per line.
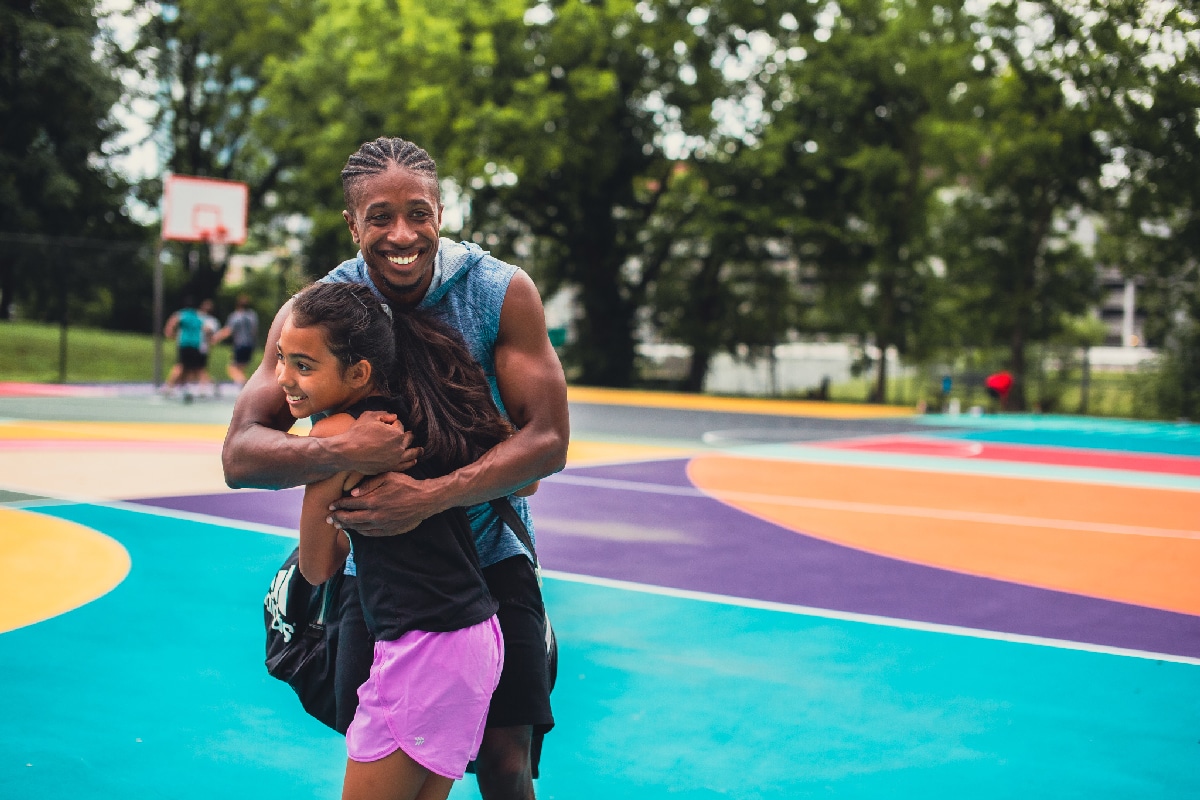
8 495 300 539
542 569 1200 666
549 473 1200 541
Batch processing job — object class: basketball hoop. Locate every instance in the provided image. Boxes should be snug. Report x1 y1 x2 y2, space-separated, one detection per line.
201 226 230 265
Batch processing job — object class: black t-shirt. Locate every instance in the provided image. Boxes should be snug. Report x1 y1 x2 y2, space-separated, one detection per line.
343 396 497 641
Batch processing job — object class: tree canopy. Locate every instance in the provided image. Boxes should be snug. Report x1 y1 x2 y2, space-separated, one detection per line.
7 0 1199 410
0 0 145 327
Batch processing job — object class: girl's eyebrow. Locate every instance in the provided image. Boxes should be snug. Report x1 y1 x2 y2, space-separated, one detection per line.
279 346 320 362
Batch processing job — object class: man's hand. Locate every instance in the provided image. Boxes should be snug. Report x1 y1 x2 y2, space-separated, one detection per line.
326 471 442 537
328 410 421 475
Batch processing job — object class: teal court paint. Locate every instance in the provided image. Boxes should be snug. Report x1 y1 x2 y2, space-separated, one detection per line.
2 502 1197 799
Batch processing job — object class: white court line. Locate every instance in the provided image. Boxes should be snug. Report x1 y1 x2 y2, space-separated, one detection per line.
541 568 1200 666
12 489 1196 666
548 474 1200 541
6 494 299 539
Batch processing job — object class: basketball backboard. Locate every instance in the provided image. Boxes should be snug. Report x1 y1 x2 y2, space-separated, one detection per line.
161 175 249 244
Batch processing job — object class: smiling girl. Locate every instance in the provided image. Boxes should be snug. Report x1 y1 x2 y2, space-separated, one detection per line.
276 280 517 800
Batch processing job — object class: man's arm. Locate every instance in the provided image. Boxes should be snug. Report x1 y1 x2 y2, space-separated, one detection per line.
221 299 420 490
330 269 569 534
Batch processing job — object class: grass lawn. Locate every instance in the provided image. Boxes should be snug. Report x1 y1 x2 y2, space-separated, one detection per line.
0 320 259 384
0 320 1158 420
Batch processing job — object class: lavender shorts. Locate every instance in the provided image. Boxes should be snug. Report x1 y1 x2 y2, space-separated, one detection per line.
346 616 504 779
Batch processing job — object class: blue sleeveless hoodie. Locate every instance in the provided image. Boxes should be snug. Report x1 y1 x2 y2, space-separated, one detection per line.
322 238 536 568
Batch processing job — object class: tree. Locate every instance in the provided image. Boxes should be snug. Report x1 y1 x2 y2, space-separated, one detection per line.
434 0 752 386
936 1 1118 410
0 0 144 326
753 0 982 402
132 0 313 304
645 155 803 392
259 0 799 387
1094 3 1200 344
1095 3 1200 418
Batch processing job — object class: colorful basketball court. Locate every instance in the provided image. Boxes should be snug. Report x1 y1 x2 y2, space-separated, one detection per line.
0 384 1197 798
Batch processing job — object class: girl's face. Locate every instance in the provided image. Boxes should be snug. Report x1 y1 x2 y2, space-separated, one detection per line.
276 315 373 418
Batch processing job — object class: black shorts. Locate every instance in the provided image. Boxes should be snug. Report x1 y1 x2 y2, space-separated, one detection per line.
232 344 254 366
332 575 372 735
332 556 555 771
177 346 206 370
480 555 555 735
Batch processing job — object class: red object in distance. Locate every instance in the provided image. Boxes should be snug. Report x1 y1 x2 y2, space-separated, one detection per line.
985 371 1013 398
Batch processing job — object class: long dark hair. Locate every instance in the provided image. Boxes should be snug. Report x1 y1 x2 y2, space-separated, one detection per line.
290 281 512 475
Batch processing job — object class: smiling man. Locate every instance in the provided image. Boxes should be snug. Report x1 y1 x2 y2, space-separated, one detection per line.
222 137 570 800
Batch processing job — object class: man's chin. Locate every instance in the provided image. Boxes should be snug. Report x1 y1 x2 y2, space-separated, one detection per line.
370 267 429 302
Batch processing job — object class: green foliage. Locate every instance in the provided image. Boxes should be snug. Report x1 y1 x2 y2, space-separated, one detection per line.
0 0 149 327
750 0 984 401
0 320 233 384
1055 314 1108 349
133 0 316 299
931 1 1122 409
1141 323 1200 421
1092 2 1200 356
8 0 1200 408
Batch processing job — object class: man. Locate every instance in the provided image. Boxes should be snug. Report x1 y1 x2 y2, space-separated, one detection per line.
215 293 259 387
222 136 570 800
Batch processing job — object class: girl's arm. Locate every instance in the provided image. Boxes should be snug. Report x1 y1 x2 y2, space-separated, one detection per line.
298 412 363 584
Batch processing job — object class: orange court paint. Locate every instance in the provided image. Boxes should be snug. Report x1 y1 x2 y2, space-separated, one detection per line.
687 454 1200 616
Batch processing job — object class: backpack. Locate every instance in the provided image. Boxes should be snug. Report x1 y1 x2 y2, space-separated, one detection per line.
264 547 344 730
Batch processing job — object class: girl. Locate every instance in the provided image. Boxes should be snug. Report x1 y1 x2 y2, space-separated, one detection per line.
277 280 520 800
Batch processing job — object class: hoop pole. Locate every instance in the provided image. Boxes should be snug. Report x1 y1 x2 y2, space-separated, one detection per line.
152 239 164 388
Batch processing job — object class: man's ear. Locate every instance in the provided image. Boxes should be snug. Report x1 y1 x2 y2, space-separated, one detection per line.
346 359 373 389
343 209 360 246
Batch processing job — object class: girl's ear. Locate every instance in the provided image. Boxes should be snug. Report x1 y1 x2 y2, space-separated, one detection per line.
346 359 373 389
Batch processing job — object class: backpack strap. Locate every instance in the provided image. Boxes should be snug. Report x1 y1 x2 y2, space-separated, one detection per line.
489 497 537 569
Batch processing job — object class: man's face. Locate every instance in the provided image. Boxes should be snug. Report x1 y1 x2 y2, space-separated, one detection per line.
343 165 443 307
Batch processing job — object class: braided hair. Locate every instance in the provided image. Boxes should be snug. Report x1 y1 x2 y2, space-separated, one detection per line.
289 281 513 476
341 136 440 210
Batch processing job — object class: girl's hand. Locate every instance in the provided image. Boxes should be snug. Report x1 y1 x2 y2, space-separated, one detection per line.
342 471 365 493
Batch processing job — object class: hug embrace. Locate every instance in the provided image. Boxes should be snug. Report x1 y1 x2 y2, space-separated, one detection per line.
223 136 571 800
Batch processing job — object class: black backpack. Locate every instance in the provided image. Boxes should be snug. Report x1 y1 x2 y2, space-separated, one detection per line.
263 547 344 730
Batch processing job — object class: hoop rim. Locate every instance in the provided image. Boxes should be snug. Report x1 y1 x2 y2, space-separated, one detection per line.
199 226 231 263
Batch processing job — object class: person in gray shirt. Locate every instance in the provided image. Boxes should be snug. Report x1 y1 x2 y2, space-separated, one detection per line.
216 293 259 387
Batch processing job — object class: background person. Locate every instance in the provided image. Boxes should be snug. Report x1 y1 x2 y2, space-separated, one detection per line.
222 136 570 800
163 297 221 401
215 293 259 388
984 370 1013 412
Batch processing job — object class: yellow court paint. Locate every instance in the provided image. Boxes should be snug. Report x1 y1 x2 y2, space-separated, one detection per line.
0 420 230 443
566 440 699 466
567 386 915 419
0 508 130 633
0 448 232 500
